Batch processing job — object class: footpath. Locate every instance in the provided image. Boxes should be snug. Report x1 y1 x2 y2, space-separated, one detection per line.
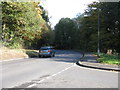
76 53 120 72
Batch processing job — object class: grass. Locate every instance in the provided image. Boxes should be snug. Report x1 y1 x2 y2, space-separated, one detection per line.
96 53 120 65
25 49 38 58
0 48 28 60
0 47 39 60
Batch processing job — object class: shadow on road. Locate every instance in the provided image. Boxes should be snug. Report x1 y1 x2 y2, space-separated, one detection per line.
25 50 82 63
51 52 81 63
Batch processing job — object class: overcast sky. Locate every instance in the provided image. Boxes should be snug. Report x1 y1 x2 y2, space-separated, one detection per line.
40 0 99 27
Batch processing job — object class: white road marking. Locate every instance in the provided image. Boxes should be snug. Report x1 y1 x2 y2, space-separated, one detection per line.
27 64 75 88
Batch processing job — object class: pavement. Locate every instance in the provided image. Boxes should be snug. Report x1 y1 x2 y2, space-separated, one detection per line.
76 53 120 72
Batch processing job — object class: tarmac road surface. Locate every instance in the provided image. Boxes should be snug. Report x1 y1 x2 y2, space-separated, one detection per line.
0 50 118 89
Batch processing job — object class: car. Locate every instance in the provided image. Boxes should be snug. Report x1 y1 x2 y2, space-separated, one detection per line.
38 46 55 57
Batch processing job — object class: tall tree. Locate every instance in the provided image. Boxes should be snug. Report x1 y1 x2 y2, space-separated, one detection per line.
75 2 120 53
54 18 76 49
1 2 52 49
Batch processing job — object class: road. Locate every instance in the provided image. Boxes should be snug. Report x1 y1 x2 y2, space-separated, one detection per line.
0 50 118 89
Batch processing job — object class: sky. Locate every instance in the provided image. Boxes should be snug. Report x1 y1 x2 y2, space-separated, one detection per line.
40 0 99 27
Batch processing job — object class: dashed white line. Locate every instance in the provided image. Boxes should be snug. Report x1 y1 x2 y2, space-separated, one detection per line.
27 64 76 88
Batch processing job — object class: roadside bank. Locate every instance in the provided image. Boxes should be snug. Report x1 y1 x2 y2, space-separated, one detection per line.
0 47 38 61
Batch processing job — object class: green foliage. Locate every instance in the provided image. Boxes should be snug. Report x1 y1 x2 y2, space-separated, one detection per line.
39 5 49 22
54 18 77 49
54 2 119 54
97 54 120 65
25 50 38 58
2 2 52 49
75 2 120 53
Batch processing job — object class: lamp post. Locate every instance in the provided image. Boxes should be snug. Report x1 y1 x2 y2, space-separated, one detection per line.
91 7 100 57
97 8 100 57
84 7 101 56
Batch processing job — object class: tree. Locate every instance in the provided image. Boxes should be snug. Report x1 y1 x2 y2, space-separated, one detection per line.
1 2 52 49
54 2 120 54
54 18 76 49
39 5 49 22
75 2 120 54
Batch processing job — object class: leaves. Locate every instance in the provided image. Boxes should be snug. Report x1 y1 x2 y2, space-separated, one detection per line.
54 2 120 54
54 18 77 49
2 2 51 49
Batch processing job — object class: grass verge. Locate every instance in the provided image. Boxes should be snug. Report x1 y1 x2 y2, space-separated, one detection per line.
25 49 38 58
96 53 120 65
0 47 39 60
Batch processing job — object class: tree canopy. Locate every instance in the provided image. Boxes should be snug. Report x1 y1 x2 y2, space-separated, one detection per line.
54 2 120 54
1 1 119 54
1 2 54 49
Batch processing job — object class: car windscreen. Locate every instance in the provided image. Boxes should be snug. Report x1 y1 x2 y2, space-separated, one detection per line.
40 48 50 50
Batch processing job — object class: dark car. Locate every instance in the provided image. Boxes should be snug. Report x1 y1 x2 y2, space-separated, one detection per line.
38 46 55 57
